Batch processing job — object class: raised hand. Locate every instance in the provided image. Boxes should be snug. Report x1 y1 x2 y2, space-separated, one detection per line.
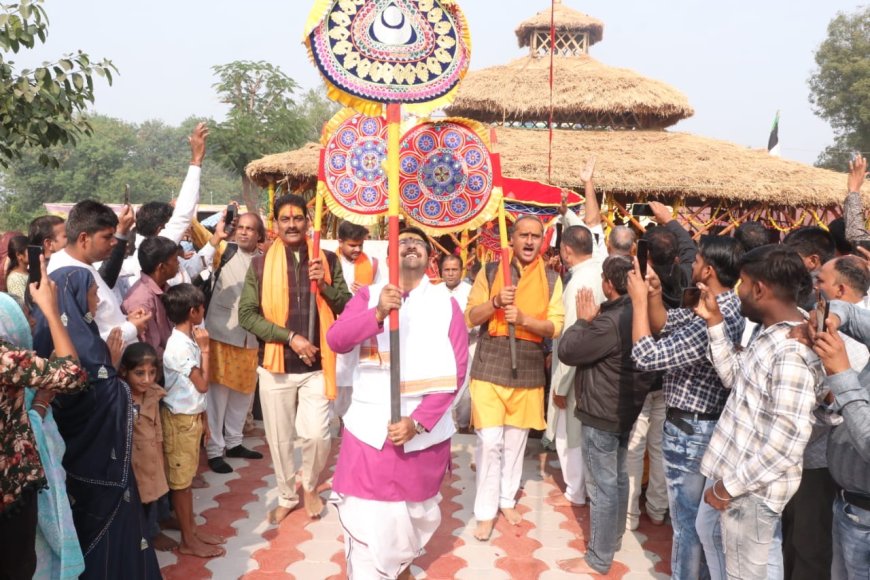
626 258 649 306
693 283 723 326
649 201 672 226
189 122 209 167
575 287 600 322
106 327 124 369
29 255 58 316
848 153 867 193
117 204 135 236
580 156 596 184
812 318 851 375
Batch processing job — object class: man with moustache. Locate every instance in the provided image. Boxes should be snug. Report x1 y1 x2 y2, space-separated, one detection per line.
239 195 351 523
466 216 565 541
205 212 268 474
326 227 468 579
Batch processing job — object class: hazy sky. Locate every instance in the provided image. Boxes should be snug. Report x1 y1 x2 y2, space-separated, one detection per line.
12 0 863 165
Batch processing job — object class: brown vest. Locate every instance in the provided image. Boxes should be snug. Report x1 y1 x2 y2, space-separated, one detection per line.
469 263 558 388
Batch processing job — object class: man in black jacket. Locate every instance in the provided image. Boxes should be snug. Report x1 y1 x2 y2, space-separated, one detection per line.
556 256 656 575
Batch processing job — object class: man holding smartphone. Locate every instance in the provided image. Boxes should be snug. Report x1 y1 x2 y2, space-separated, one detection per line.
694 245 822 579
627 236 744 579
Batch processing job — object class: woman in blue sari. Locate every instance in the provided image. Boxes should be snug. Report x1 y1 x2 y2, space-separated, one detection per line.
34 266 161 580
0 292 86 579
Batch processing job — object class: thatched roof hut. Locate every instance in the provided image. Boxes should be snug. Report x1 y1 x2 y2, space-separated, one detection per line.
515 2 605 49
445 55 694 129
446 1 693 129
247 143 321 189
245 127 847 208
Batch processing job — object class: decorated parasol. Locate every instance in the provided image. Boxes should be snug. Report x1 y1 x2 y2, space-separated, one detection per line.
318 108 390 225
399 117 502 235
304 0 472 422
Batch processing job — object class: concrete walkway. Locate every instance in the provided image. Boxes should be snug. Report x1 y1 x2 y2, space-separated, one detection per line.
157 430 672 579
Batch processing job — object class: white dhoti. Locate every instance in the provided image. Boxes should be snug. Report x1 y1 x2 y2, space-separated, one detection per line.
333 493 442 580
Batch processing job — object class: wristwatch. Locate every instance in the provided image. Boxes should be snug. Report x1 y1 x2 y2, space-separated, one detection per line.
413 419 428 435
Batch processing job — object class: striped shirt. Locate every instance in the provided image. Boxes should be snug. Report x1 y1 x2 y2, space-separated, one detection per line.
700 321 823 513
632 290 744 414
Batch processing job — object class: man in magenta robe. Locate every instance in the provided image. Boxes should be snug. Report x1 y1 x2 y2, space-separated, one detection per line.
327 227 468 579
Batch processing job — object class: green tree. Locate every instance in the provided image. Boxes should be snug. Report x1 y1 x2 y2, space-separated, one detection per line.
0 115 239 229
809 6 870 169
0 0 117 167
209 61 310 211
297 87 341 142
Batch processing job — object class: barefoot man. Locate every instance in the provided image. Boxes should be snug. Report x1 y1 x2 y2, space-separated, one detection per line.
466 216 564 540
239 194 351 523
327 226 468 579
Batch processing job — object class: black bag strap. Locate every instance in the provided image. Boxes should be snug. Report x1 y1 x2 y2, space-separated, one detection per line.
203 243 239 313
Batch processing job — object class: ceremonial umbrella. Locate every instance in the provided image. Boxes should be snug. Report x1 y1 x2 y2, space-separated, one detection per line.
304 0 472 421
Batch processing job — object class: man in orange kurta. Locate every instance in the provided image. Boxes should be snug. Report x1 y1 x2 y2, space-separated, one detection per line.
465 216 565 541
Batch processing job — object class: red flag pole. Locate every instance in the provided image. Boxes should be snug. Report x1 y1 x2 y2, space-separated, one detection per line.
387 103 402 423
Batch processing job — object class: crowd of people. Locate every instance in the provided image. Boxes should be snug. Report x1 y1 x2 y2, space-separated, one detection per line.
0 119 868 580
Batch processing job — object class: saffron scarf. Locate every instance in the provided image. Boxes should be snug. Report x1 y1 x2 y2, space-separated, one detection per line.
488 255 550 343
354 252 375 286
261 240 338 399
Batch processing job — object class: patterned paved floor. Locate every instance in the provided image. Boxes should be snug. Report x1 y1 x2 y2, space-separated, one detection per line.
157 430 672 579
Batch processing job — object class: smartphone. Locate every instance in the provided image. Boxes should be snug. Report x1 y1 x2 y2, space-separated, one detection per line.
681 287 702 310
27 245 43 286
816 290 830 333
853 240 870 256
123 184 131 206
637 239 649 278
224 204 237 234
631 203 655 217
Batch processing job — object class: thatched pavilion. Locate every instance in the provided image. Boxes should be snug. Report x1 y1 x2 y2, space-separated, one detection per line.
247 1 849 238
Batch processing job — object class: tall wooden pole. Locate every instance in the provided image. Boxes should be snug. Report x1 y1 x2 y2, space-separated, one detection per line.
387 103 402 423
308 187 324 342
498 200 518 378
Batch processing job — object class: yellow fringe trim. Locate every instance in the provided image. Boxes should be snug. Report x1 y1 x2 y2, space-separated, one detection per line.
318 180 386 227
303 0 472 118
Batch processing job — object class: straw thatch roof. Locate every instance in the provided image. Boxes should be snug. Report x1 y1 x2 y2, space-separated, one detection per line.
247 142 321 186
445 55 694 129
515 3 605 48
495 127 845 206
245 127 848 207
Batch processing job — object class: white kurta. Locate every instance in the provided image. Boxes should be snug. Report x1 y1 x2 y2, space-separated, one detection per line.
545 257 606 447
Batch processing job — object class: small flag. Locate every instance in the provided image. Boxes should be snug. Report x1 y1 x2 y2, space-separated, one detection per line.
768 111 781 157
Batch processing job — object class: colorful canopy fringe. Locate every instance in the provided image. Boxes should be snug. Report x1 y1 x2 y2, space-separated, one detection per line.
304 0 472 117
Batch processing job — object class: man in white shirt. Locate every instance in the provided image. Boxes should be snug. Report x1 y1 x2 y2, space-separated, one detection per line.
48 200 151 345
560 158 607 260
546 225 604 506
440 254 471 312
117 123 210 295
334 220 382 417
441 254 474 429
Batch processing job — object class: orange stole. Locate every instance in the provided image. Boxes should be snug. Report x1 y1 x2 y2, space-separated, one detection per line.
354 252 375 286
261 240 338 399
488 255 550 343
